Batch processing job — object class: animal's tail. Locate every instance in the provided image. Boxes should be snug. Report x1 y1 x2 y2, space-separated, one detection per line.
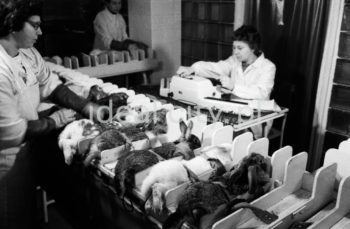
162 211 187 229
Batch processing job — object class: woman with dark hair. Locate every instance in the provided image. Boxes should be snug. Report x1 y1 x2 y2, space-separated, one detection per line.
177 25 276 138
0 0 103 228
177 25 275 100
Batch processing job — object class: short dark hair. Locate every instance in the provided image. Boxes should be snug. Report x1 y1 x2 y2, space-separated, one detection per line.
0 0 43 37
232 25 261 55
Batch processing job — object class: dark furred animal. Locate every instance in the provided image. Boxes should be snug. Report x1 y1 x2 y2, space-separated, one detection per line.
114 150 160 197
142 157 226 215
222 152 272 199
83 125 150 166
163 153 272 229
87 85 128 117
118 125 149 142
152 120 201 160
83 129 132 165
162 181 232 229
138 108 169 135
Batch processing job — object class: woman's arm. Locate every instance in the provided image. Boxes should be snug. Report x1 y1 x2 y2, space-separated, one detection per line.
0 80 27 149
191 57 234 79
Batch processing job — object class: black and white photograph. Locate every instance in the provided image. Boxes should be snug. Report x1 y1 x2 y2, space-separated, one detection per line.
0 0 349 229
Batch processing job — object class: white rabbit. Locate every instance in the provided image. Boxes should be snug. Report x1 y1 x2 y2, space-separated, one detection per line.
140 160 190 213
58 119 98 164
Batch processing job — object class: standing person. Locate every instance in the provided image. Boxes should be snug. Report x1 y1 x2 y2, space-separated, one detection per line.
0 0 103 228
93 0 148 53
177 25 276 138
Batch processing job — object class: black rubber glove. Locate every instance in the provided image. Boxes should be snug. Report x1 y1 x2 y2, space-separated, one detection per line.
80 102 110 122
24 117 57 141
134 41 148 51
110 39 148 52
48 84 88 113
110 40 130 51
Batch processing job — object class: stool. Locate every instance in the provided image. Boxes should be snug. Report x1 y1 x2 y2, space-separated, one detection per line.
36 186 55 223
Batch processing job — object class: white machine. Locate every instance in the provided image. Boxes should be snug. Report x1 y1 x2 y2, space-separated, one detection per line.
160 75 254 116
160 75 218 105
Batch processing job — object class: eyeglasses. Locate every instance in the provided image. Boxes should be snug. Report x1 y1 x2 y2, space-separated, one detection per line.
26 20 41 31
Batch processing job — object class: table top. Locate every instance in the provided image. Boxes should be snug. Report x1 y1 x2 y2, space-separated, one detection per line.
141 91 289 130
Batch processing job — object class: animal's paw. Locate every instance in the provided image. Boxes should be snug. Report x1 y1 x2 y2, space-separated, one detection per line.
62 144 74 165
151 184 164 214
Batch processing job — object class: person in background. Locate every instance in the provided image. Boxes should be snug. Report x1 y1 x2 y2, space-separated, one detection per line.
177 25 276 138
0 0 103 228
93 0 148 53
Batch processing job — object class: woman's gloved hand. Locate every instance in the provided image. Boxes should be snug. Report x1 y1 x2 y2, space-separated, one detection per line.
134 41 148 51
49 108 76 128
176 66 195 77
126 40 148 53
81 102 109 122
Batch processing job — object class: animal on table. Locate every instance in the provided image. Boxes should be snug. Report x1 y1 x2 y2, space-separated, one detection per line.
87 85 128 117
220 152 272 200
142 156 226 215
163 152 272 229
83 128 134 166
141 143 232 214
58 119 100 164
114 120 199 199
151 120 201 160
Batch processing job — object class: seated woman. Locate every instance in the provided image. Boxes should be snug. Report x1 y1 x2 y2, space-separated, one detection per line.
92 0 148 53
177 25 276 138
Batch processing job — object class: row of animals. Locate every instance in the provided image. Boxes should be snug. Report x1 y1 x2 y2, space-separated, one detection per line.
99 130 350 229
57 87 350 229
57 95 348 229
48 61 350 228
44 48 152 69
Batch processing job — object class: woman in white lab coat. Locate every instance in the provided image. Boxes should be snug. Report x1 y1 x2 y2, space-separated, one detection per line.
93 0 148 53
0 0 103 228
177 25 276 138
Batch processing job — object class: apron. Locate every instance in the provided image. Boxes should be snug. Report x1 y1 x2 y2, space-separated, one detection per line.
0 50 41 229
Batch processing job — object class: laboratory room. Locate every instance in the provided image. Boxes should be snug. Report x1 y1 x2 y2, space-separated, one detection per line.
1 0 350 228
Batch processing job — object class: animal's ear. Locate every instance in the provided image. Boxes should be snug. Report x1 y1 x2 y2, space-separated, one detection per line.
179 119 187 139
185 120 193 140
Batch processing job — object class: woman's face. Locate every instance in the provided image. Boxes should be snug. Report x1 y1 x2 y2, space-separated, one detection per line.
232 41 256 63
107 0 122 14
13 15 42 49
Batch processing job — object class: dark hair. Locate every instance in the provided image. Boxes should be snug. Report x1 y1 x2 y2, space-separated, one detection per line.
232 25 261 56
0 0 43 37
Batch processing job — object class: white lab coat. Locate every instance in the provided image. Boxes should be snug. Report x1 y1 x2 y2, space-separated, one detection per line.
191 54 276 138
93 8 128 50
191 53 276 100
0 46 61 154
0 46 62 228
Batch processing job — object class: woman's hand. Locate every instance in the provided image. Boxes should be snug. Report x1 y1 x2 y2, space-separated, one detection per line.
176 66 195 77
220 76 234 90
49 108 76 128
